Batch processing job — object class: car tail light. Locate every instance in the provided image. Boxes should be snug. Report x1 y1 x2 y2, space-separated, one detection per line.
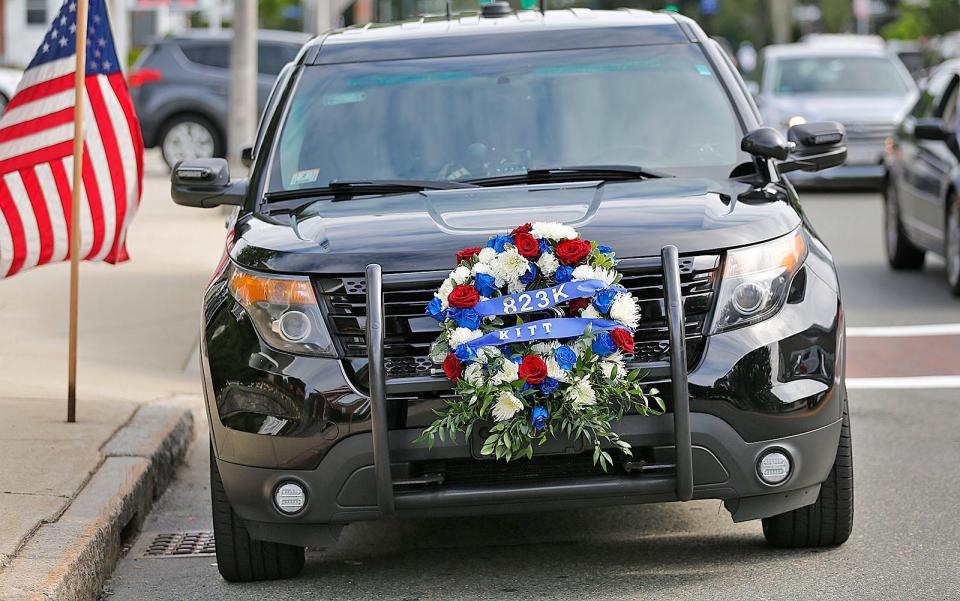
127 68 163 88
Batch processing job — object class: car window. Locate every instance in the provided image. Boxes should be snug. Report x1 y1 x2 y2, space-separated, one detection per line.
772 55 910 96
938 77 959 130
180 43 230 70
258 43 299 77
911 68 954 118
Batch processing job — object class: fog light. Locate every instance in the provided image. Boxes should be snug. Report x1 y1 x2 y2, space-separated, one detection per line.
275 310 311 342
732 281 766 315
757 450 791 485
274 481 306 514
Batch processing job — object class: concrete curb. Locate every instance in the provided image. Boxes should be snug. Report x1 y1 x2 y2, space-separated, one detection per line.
0 403 193 601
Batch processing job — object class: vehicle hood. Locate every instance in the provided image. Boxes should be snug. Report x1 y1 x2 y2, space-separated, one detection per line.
763 94 915 126
231 178 802 274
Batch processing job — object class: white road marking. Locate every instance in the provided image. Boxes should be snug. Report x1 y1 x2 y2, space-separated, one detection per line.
847 376 960 390
847 323 960 338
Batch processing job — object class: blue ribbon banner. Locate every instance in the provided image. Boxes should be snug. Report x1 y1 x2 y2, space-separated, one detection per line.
466 317 622 348
473 279 606 317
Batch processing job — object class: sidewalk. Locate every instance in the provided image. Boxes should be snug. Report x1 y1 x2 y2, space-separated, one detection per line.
0 151 224 599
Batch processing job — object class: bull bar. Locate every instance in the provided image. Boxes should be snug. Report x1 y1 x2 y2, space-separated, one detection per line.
364 245 693 517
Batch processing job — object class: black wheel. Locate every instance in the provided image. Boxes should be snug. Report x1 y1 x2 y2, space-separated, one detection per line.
159 114 223 170
946 194 960 297
885 178 925 270
210 444 305 582
762 402 853 548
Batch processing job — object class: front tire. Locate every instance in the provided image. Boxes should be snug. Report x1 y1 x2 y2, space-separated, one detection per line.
946 195 960 297
210 444 305 582
885 179 925 270
762 402 853 548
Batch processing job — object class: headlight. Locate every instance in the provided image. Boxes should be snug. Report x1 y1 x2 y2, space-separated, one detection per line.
227 266 336 357
710 230 807 334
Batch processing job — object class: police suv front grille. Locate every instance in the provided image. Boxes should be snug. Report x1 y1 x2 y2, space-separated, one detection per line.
315 254 720 387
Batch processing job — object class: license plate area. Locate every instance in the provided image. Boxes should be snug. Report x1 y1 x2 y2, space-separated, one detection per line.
469 422 585 460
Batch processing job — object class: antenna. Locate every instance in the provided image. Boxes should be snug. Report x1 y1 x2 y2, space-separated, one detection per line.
446 0 452 19
539 0 545 13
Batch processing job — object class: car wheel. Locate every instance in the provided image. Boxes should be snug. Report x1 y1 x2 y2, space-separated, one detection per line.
160 115 222 170
884 179 925 270
947 195 960 297
210 443 305 582
761 400 853 548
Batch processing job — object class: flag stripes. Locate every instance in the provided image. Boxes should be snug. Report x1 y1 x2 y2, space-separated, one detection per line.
0 0 142 279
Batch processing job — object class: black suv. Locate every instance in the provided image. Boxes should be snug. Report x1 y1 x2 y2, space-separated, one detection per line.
172 8 853 583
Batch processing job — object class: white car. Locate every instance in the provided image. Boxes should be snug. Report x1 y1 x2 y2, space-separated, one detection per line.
0 66 24 115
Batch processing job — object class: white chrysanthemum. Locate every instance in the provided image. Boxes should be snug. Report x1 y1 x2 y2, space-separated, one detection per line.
530 341 560 355
490 248 529 285
545 356 568 382
436 278 455 309
464 363 484 386
471 262 492 276
506 278 526 294
492 391 524 421
530 222 577 241
582 305 601 319
600 352 626 381
566 376 597 410
491 358 519 385
536 252 559 276
477 346 502 363
610 293 640 329
448 327 482 349
477 247 497 264
572 265 617 286
429 341 450 364
450 265 471 285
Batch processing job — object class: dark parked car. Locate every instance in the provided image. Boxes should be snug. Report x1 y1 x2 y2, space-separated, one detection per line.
884 62 960 295
172 8 853 582
128 30 310 169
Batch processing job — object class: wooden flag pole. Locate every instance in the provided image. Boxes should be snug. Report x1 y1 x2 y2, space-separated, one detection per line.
67 0 90 423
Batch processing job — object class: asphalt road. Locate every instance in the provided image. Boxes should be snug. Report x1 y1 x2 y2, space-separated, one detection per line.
102 191 960 601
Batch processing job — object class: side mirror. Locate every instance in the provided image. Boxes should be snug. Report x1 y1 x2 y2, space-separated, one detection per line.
914 118 951 141
171 158 246 208
241 145 254 168
780 121 847 174
741 127 791 160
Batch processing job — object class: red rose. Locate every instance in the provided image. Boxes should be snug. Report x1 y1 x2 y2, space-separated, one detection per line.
555 239 592 265
448 285 479 308
510 223 532 236
566 297 591 316
518 355 548 385
610 328 635 354
443 354 463 383
456 247 482 264
514 233 540 260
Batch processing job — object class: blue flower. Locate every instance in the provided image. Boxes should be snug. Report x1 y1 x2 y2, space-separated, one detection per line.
592 331 618 357
519 263 538 285
597 245 614 256
449 307 481 330
539 377 559 396
555 265 574 283
510 355 524 365
554 346 577 371
592 287 619 314
532 405 550 432
486 235 513 253
425 297 446 322
474 273 497 298
537 239 551 255
455 344 477 363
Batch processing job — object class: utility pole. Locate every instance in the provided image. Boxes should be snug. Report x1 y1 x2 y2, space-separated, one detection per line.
306 0 337 35
228 0 257 166
770 0 793 45
208 0 222 33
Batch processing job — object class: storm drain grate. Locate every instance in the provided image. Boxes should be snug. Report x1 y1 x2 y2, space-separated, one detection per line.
142 531 216 557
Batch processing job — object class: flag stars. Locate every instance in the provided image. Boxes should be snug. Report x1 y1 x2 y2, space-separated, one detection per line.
98 38 106 47
69 23 76 34
59 15 67 26
59 37 68 48
92 14 100 24
102 60 111 70
50 28 59 39
68 1 76 11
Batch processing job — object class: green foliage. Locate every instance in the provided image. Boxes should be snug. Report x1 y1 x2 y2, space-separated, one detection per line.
882 0 960 40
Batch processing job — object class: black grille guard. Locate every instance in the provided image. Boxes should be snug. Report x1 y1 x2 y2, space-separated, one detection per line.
364 245 693 517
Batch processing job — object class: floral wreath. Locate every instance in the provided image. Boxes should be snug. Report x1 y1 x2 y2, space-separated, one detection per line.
418 222 663 470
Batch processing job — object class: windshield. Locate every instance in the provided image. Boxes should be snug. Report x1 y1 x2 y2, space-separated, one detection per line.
266 44 746 193
772 55 910 96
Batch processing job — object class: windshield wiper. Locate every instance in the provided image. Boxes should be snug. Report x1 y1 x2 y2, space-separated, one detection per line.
263 179 480 204
464 165 674 187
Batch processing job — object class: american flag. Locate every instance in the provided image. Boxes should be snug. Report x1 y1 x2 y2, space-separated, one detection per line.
0 0 142 279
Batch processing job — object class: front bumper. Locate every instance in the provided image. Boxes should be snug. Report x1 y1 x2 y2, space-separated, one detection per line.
202 236 845 544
